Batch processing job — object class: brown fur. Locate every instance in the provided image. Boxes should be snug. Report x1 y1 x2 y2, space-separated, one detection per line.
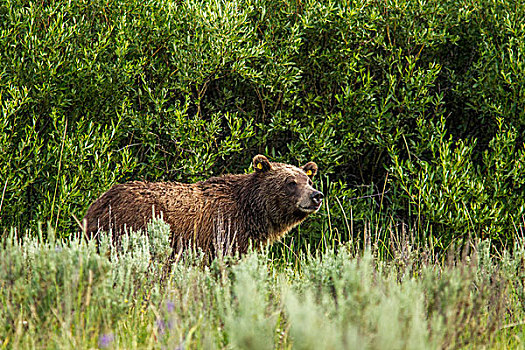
83 155 323 256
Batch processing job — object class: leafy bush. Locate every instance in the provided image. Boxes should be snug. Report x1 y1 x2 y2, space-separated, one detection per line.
389 117 525 247
2 0 525 247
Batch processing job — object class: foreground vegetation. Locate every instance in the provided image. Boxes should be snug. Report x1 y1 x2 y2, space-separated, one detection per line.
1 219 524 349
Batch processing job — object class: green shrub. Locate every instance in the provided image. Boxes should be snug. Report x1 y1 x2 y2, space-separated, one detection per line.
1 221 524 348
2 0 525 248
0 219 178 347
0 226 117 347
389 116 525 248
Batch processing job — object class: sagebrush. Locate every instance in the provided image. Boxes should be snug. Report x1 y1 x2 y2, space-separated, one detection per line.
0 220 523 348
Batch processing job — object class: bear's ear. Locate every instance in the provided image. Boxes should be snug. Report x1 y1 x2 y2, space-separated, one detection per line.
302 162 318 178
253 155 272 173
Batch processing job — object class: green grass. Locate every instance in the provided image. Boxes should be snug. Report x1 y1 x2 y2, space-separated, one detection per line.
1 219 524 349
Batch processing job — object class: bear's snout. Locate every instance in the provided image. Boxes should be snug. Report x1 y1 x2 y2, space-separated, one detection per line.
297 189 324 213
311 190 324 206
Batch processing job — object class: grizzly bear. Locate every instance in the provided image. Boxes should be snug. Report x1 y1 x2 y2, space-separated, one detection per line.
83 155 323 256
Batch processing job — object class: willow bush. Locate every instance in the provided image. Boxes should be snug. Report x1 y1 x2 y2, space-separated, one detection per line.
2 0 525 248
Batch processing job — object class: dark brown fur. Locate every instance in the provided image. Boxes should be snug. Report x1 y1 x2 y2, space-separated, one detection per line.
83 155 323 256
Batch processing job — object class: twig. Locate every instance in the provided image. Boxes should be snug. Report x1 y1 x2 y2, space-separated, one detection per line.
499 321 525 331
334 196 351 240
51 118 68 229
117 143 143 152
348 189 391 202
72 214 89 241
0 176 8 220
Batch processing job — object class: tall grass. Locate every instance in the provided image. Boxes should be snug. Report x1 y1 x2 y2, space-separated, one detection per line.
1 219 524 349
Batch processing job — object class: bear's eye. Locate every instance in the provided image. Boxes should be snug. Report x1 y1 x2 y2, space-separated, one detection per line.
287 180 297 189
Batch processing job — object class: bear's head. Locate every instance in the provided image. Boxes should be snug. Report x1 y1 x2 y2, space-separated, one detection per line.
252 155 324 226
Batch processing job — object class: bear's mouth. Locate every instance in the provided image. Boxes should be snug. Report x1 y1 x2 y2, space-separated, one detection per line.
299 203 322 213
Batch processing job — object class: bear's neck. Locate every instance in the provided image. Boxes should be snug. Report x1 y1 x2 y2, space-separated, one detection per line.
232 174 276 242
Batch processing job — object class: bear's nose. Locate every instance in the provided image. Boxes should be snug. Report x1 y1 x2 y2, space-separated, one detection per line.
311 190 324 205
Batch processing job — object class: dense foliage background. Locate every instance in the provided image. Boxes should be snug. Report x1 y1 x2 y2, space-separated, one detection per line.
2 0 525 249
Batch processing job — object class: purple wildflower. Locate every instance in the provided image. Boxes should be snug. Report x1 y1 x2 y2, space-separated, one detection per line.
98 333 114 348
166 300 175 313
156 318 167 335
